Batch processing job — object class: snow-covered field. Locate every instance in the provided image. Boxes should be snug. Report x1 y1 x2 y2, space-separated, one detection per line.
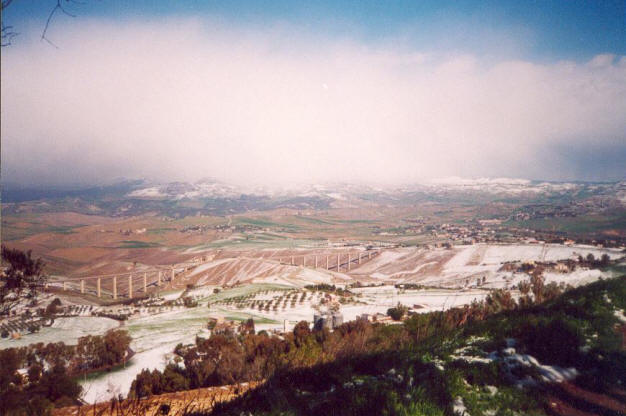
82 306 239 402
0 316 120 349
79 284 297 402
345 286 490 319
353 243 623 289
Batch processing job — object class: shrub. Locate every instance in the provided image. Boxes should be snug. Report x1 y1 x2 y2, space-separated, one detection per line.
517 317 584 367
45 298 62 315
387 303 408 321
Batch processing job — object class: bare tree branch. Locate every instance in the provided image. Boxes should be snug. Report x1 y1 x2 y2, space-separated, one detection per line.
41 0 77 47
1 0 15 11
1 23 18 46
1 0 17 46
1 0 84 47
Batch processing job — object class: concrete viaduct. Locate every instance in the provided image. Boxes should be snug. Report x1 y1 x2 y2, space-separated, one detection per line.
50 250 381 300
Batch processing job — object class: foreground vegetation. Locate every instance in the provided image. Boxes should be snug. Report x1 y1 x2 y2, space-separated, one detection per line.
119 276 626 415
206 277 625 415
0 329 132 415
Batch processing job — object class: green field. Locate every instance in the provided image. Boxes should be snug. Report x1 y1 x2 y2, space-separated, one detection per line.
118 240 162 249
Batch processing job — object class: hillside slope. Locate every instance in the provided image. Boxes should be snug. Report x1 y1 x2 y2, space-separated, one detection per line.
208 277 626 416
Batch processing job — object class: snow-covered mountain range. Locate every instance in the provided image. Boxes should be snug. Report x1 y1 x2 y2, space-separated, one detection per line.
126 177 626 203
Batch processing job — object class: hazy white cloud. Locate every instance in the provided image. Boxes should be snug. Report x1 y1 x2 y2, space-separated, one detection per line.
2 19 625 186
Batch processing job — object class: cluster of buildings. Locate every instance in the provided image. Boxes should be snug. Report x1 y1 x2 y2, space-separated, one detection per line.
426 223 499 244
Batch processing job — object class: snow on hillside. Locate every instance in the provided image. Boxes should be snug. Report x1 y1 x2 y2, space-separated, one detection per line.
123 178 625 203
127 186 166 198
186 257 350 287
422 177 581 195
352 244 623 289
127 180 241 199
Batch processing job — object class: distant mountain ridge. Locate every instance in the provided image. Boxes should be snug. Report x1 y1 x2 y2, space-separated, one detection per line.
2 178 624 217
123 177 626 200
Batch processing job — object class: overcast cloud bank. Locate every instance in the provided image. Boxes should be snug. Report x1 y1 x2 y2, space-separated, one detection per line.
1 19 625 186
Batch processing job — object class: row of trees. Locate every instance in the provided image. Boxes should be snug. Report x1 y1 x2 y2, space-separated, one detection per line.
578 253 611 268
2 329 132 376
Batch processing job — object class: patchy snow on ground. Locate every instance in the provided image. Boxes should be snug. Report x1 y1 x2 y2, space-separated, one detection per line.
238 304 315 329
159 290 185 301
451 340 579 387
614 310 626 324
543 269 605 286
356 250 412 275
189 260 232 278
186 256 350 287
358 243 620 291
0 317 120 349
82 306 233 402
81 342 177 403
384 261 438 279
453 397 468 416
500 347 579 385
444 245 477 269
482 244 622 264
345 286 490 319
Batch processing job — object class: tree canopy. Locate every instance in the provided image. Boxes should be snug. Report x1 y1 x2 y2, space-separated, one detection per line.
1 246 47 315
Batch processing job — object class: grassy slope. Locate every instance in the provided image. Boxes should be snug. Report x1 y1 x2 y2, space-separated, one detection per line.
209 277 626 416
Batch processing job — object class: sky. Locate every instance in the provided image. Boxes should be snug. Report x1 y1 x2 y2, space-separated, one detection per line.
1 0 625 187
